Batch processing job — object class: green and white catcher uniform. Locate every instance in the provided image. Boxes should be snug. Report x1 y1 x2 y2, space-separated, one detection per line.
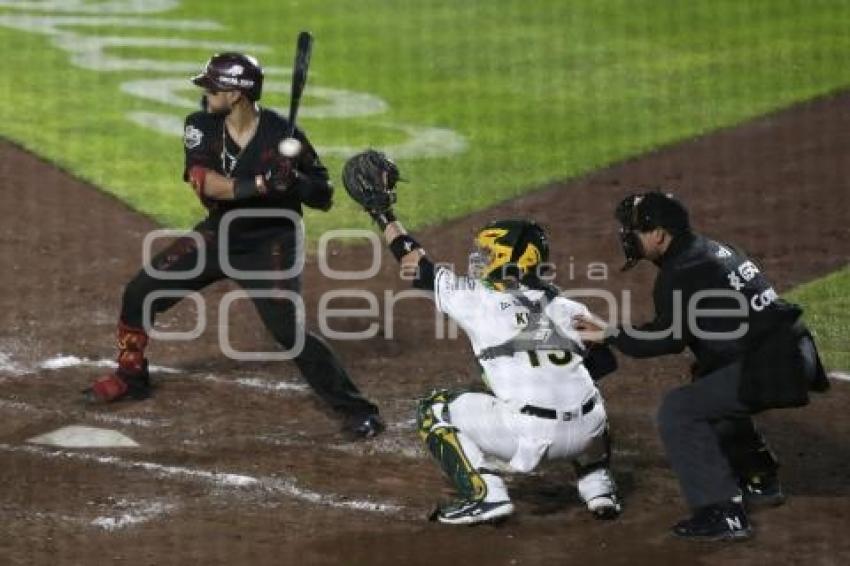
418 266 618 514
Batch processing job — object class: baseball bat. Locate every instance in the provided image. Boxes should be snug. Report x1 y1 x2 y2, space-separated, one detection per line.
285 31 313 139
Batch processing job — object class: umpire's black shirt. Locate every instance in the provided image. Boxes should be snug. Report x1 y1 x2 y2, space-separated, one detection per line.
607 231 801 377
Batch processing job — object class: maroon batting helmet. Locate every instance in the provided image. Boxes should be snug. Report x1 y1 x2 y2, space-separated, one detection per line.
192 52 264 101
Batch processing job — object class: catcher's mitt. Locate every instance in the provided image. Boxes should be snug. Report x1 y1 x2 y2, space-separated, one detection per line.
342 149 400 214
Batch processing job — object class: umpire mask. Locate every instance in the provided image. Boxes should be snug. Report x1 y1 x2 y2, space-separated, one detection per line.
615 191 690 271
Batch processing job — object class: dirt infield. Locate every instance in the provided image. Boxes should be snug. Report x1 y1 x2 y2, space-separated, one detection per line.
1 92 849 566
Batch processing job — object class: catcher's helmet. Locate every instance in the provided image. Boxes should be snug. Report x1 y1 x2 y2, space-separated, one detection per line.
615 190 690 270
192 52 264 101
472 219 549 284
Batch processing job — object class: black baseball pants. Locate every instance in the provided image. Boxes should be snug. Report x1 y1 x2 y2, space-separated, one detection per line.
118 220 378 420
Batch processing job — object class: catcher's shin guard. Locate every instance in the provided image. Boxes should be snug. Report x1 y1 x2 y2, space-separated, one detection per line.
87 320 151 402
574 427 621 519
417 391 491 502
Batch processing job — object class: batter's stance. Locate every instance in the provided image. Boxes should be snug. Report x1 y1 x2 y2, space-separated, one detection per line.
88 52 384 439
342 150 622 525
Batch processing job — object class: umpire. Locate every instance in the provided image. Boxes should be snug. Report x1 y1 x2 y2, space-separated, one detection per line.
87 52 383 439
577 191 829 541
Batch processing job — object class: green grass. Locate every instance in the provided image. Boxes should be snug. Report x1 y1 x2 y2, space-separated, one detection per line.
0 1 846 368
1 0 849 240
787 266 850 371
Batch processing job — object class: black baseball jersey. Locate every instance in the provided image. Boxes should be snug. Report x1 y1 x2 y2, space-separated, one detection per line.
182 107 332 233
607 232 802 375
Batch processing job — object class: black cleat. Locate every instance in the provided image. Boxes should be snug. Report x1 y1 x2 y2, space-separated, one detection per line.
349 414 385 439
672 500 752 541
432 499 515 525
741 474 786 507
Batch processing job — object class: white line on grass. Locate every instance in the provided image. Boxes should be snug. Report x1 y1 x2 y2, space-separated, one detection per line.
0 443 403 515
829 371 850 382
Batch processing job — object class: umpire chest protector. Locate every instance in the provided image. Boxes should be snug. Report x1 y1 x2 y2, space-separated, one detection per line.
651 233 828 408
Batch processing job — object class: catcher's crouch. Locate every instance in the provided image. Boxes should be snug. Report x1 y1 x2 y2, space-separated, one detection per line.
343 150 622 525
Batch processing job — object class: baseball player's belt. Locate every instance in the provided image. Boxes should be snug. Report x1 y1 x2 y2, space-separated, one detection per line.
520 394 597 421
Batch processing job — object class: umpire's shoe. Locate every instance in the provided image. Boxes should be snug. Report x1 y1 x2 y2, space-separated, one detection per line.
348 414 385 439
432 499 515 526
672 499 751 541
741 473 786 507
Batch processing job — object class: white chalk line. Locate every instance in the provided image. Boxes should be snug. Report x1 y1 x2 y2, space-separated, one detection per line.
829 371 850 382
0 398 167 429
2 498 177 531
0 399 171 428
256 431 424 461
0 398 419 461
0 443 403 515
1 351 309 395
0 352 28 376
200 373 309 393
38 355 181 374
90 499 177 531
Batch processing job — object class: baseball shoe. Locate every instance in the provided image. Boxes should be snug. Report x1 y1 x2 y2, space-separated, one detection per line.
432 499 515 526
347 414 385 439
741 474 785 507
672 500 752 541
586 494 622 520
83 369 151 403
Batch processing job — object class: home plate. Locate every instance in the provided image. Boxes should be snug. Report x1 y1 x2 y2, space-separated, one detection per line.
28 426 139 448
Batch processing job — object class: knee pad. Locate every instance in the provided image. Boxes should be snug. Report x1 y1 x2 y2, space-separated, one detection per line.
416 390 488 502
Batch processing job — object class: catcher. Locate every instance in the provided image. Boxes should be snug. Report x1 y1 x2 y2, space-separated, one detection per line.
342 150 622 525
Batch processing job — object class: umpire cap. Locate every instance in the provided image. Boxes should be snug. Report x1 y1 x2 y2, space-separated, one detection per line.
192 52 264 101
615 190 691 235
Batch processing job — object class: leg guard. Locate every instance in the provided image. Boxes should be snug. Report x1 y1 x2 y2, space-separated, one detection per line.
115 319 149 378
87 320 151 402
574 427 621 519
417 390 507 503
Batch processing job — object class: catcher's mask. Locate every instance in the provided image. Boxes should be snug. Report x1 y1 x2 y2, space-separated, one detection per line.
193 52 264 103
470 220 549 288
615 190 690 271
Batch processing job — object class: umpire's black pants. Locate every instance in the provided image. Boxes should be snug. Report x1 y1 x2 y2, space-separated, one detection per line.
119 220 378 420
657 336 820 510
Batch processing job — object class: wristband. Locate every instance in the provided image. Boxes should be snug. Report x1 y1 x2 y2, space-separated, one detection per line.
370 209 397 230
233 175 265 200
388 234 422 261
